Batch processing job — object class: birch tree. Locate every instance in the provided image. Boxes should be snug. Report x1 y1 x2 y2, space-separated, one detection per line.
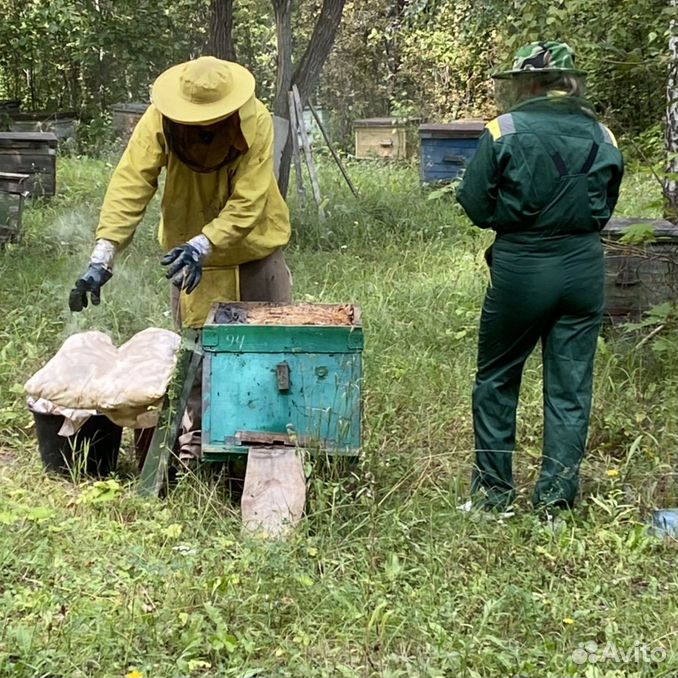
665 0 678 222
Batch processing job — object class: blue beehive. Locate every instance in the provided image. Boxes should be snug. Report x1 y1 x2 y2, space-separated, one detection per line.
419 120 486 183
201 303 363 459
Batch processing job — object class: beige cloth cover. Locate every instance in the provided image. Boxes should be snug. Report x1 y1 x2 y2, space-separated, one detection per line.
25 328 181 429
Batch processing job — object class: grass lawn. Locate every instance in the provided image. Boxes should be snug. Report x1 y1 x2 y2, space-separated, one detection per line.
0 152 676 677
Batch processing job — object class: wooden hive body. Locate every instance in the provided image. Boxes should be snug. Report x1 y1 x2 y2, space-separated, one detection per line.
201 303 363 459
601 217 678 321
0 171 29 245
419 120 486 183
353 117 409 160
110 103 149 144
0 132 57 197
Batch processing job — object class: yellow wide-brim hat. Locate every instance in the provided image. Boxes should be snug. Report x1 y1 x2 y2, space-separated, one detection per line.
151 56 255 125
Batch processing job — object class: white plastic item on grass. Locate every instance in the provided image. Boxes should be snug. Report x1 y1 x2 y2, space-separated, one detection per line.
24 331 118 409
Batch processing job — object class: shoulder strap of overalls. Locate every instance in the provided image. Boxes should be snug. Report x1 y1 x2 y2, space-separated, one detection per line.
528 117 604 228
540 126 600 177
493 113 608 177
578 138 600 174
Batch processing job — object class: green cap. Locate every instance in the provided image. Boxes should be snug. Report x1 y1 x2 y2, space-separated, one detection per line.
493 41 586 79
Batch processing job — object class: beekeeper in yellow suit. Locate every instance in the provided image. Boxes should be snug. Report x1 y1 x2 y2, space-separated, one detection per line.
69 56 292 458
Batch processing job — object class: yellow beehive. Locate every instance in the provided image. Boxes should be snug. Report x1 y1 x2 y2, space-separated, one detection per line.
353 117 408 160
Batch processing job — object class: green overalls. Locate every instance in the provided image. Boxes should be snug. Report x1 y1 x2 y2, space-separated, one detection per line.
457 96 624 509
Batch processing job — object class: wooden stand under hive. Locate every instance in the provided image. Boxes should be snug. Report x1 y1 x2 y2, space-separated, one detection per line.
201 302 364 461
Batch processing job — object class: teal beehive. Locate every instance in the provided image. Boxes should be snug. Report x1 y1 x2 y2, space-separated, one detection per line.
201 303 363 459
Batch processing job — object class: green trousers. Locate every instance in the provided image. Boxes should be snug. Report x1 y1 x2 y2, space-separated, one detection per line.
471 232 605 509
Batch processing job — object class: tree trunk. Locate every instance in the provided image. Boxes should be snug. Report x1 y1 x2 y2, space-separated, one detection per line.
273 0 293 119
275 0 347 196
272 0 294 196
207 0 237 61
665 0 678 223
384 0 406 110
292 0 347 103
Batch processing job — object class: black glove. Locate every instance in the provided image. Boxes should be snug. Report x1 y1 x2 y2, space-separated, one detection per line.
69 263 113 312
161 243 204 294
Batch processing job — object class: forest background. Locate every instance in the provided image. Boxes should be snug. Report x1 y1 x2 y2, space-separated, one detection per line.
0 0 670 156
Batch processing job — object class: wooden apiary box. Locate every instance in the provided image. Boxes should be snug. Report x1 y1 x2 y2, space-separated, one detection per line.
110 103 148 144
353 117 410 160
0 171 29 246
0 132 57 197
601 217 678 321
10 110 77 142
419 120 486 183
201 303 363 459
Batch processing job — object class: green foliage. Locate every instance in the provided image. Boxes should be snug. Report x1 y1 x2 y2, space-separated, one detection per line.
0 155 675 676
0 0 669 151
321 0 669 146
621 302 677 359
620 123 665 171
619 223 658 245
0 0 210 115
231 0 277 103
499 0 669 133
613 169 666 217
288 159 473 251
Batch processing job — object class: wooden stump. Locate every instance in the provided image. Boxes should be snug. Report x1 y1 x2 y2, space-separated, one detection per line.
241 447 306 537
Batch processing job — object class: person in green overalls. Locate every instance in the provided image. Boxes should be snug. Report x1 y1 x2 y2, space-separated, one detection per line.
457 41 624 510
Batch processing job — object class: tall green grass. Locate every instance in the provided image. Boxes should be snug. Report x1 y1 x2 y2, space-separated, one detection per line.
0 155 675 677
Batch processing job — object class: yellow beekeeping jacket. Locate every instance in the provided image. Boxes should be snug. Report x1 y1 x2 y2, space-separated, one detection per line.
96 96 291 327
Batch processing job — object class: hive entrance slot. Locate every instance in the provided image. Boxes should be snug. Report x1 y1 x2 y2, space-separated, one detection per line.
236 430 297 447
